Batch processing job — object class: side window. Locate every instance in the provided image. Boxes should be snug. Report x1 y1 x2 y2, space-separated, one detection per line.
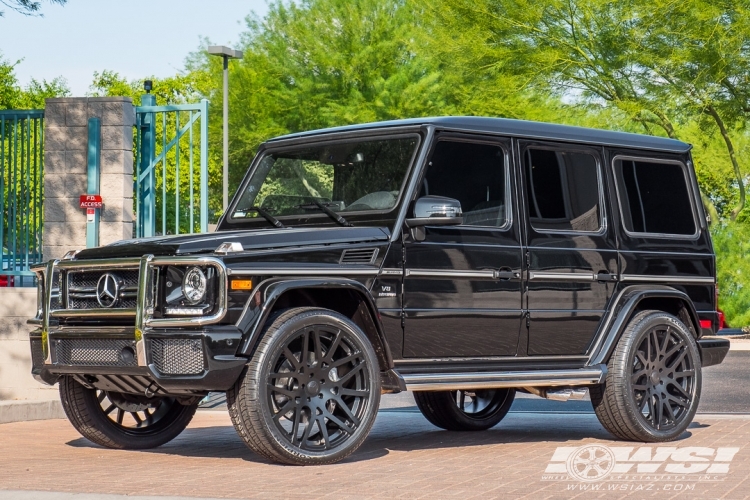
614 158 696 236
421 140 507 227
524 148 601 232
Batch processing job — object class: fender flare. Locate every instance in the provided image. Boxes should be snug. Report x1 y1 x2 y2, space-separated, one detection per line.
234 277 394 369
587 285 701 366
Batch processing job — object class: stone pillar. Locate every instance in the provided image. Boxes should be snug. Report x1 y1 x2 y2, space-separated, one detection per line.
43 97 135 261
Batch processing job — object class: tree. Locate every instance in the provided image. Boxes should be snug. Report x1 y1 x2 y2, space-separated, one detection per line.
422 0 750 222
0 0 65 17
0 53 69 109
191 0 456 199
89 70 217 233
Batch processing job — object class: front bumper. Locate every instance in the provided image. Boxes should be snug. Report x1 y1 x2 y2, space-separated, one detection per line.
30 326 247 396
697 338 730 368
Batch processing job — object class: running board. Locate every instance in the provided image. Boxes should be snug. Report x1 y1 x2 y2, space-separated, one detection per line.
401 365 607 392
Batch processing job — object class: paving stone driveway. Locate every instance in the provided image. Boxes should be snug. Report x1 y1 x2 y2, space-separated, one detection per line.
1 404 750 500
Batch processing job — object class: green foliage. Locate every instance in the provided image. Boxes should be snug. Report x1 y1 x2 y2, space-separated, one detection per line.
84 0 750 324
0 53 69 109
191 0 456 200
89 70 217 234
89 70 211 106
0 0 65 18
712 223 750 327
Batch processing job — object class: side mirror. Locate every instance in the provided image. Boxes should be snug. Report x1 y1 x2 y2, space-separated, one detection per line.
405 195 463 241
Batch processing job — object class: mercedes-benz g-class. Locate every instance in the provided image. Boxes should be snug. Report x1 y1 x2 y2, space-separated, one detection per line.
29 117 729 465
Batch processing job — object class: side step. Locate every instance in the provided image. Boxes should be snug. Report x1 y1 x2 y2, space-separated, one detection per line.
401 365 606 392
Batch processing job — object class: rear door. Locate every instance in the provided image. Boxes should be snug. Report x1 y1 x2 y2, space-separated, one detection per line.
518 141 618 356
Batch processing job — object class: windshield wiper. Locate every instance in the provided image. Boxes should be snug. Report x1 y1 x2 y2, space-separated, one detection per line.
296 200 353 227
235 206 284 228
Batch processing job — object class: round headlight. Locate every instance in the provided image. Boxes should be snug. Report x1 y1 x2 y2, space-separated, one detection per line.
182 267 207 304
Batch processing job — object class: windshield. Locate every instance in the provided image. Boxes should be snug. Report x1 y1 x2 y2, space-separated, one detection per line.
231 136 419 221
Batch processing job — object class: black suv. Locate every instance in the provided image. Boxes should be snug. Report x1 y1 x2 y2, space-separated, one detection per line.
30 117 729 465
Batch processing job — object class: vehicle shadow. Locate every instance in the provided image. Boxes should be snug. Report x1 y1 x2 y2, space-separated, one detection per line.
64 410 694 465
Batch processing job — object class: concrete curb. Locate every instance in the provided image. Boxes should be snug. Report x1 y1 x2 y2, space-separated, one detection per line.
0 399 65 424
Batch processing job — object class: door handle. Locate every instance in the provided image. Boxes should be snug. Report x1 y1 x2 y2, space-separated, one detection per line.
595 272 619 282
495 270 521 280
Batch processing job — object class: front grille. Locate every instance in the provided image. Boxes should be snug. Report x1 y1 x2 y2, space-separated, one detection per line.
151 338 204 375
56 339 138 367
66 269 139 310
30 339 45 368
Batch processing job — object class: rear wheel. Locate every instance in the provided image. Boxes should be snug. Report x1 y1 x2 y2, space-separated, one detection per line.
59 376 198 449
414 388 515 431
591 310 701 442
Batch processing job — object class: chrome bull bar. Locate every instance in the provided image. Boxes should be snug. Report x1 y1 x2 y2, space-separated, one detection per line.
30 254 228 367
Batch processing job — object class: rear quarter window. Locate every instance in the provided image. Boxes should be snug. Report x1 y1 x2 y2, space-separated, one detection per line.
613 157 697 236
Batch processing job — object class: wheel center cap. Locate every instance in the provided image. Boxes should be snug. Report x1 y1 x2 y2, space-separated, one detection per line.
650 371 660 385
306 380 320 396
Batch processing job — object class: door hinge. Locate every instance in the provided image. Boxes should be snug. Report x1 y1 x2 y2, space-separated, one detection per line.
525 250 530 268
525 311 530 328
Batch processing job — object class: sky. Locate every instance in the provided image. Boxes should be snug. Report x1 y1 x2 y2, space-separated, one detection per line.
0 0 270 96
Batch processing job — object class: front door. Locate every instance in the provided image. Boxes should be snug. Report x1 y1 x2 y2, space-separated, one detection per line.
402 135 523 358
518 141 618 356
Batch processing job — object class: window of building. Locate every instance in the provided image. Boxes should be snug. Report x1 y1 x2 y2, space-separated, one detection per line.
420 140 507 227
614 158 696 236
524 148 601 232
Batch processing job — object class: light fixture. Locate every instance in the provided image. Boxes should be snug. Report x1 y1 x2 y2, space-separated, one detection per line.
182 267 207 304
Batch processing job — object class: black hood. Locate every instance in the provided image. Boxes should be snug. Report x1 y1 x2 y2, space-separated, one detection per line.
75 226 391 259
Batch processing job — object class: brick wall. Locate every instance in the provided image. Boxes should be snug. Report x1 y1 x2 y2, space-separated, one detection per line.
43 97 135 261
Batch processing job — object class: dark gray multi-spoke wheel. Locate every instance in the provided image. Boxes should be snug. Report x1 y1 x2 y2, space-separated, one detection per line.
227 307 380 465
591 310 701 442
58 376 198 449
414 388 515 431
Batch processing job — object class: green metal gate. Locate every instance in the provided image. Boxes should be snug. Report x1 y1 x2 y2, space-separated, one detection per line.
134 96 209 238
0 109 44 286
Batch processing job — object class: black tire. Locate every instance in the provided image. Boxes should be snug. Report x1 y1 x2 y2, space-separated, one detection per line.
227 307 381 465
414 388 515 431
58 376 198 449
591 310 702 442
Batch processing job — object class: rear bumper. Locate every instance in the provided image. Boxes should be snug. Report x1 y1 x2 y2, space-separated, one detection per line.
30 326 247 396
697 338 730 368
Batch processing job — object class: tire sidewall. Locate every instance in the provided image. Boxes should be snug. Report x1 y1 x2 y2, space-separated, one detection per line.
444 389 515 430
252 309 381 463
59 377 197 450
618 312 702 441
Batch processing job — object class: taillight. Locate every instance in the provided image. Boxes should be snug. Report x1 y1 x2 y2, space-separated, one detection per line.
699 319 712 329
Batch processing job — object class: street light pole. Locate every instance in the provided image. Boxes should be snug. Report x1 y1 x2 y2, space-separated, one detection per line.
208 45 243 213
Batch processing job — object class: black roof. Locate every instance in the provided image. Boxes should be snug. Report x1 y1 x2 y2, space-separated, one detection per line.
268 116 691 153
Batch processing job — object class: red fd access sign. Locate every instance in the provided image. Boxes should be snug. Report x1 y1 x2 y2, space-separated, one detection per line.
79 194 103 208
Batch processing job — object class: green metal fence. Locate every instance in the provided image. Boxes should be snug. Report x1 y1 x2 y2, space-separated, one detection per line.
134 96 209 238
0 110 44 286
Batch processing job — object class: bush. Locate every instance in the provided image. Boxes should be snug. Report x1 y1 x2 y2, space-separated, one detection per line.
712 223 750 328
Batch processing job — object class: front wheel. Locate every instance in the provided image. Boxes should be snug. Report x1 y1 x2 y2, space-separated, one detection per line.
591 310 702 442
414 388 515 431
59 376 198 449
227 307 381 465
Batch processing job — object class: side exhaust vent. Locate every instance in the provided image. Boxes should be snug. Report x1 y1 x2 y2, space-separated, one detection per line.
340 248 378 265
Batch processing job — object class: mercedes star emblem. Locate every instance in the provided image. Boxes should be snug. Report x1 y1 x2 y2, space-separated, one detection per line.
96 273 120 308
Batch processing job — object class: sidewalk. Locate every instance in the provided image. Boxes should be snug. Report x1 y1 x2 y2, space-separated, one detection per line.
1 407 749 499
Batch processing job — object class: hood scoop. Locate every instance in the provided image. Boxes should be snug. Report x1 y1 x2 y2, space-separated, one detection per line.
340 248 378 265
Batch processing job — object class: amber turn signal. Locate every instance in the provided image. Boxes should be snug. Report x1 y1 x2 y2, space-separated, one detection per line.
230 279 253 291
